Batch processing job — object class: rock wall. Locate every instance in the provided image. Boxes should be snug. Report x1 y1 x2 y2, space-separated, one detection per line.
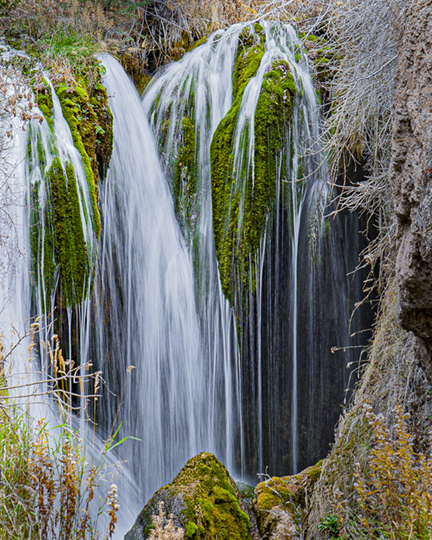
391 0 432 381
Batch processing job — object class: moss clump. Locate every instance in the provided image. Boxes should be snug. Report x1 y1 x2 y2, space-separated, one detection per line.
89 78 114 182
189 35 208 52
253 461 323 538
44 158 89 307
173 116 198 235
35 78 54 132
125 452 252 540
31 155 89 308
210 38 296 299
55 71 113 238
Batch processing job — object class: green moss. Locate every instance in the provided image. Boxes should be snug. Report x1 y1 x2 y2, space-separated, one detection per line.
307 459 324 481
35 78 54 132
55 83 98 234
185 522 198 538
173 116 197 234
36 132 46 172
211 52 296 300
89 77 114 182
253 461 323 538
44 158 89 307
125 452 251 540
189 35 208 52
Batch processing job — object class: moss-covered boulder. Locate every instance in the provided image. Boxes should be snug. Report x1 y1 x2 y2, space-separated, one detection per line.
125 452 252 540
210 25 297 302
253 461 323 538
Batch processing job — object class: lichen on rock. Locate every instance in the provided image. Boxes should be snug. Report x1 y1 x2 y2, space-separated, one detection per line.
125 452 252 540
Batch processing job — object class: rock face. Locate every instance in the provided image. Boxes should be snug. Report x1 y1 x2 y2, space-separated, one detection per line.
124 452 253 540
390 0 432 381
253 461 323 538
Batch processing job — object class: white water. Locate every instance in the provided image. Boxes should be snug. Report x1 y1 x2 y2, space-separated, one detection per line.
144 21 328 476
144 26 245 475
89 55 222 533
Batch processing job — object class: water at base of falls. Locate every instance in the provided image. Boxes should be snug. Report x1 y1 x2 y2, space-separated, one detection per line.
13 21 373 537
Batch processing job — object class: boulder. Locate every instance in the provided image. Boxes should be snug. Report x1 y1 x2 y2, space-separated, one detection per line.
125 452 252 540
253 461 323 538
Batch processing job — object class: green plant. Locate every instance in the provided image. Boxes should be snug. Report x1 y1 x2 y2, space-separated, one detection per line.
318 514 340 539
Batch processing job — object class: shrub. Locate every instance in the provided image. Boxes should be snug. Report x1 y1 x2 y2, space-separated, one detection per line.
0 322 120 539
354 404 432 539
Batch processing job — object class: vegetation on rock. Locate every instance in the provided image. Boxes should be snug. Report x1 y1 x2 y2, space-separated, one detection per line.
125 452 252 540
210 26 296 301
253 462 323 538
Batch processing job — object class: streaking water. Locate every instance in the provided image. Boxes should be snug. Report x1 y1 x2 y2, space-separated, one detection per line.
89 55 237 531
143 21 320 475
11 21 371 536
144 21 370 478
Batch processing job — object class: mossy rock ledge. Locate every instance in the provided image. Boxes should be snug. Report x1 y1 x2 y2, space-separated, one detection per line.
125 452 254 540
253 460 323 538
210 25 297 303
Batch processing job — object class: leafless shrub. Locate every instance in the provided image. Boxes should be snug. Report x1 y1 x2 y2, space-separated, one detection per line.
0 63 42 303
149 501 184 540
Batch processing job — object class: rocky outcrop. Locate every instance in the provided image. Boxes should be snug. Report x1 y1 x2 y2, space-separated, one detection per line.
390 0 432 382
125 452 254 540
253 462 323 538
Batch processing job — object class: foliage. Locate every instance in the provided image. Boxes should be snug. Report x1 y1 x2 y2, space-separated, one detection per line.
353 404 432 539
149 501 185 540
0 411 120 539
318 515 340 539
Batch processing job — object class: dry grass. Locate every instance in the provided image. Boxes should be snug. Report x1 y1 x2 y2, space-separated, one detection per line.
0 318 121 539
149 501 184 540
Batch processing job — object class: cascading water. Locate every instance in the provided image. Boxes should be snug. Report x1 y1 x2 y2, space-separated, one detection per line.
15 20 373 537
88 55 244 527
144 20 371 479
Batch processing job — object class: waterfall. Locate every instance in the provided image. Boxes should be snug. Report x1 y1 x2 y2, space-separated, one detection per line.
14 20 373 537
144 21 370 478
89 55 242 527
